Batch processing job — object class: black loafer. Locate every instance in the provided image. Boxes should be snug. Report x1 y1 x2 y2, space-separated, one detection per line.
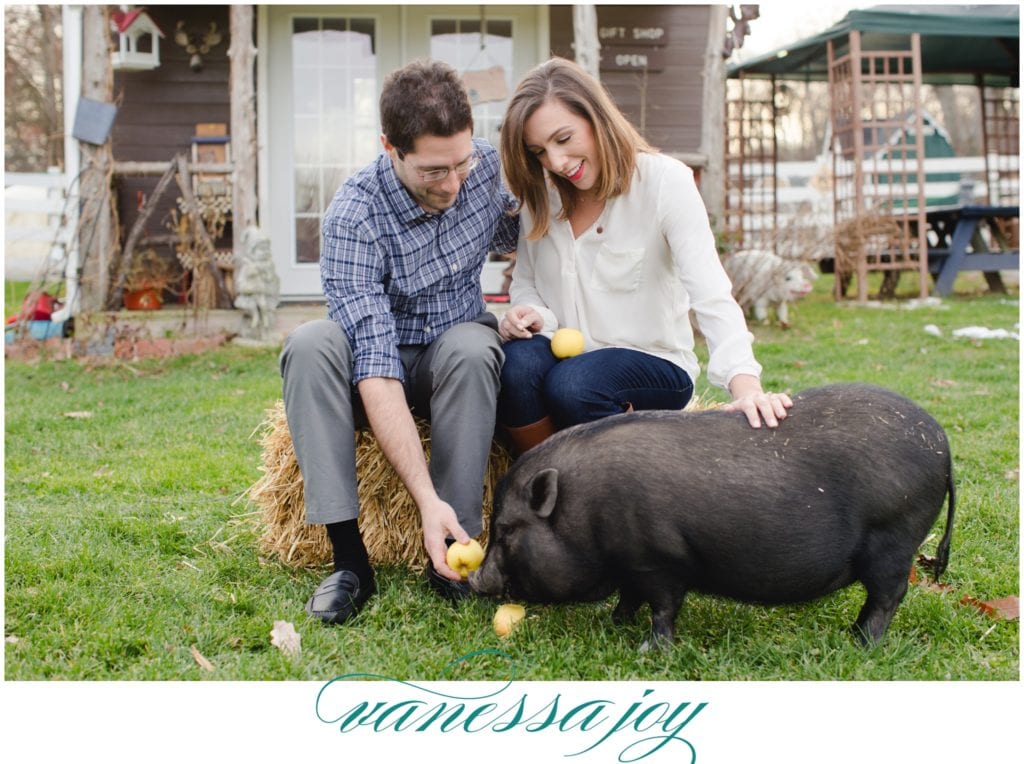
426 561 472 603
305 569 375 625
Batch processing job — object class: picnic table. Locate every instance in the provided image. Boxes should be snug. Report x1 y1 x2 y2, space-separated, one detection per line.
925 204 1019 295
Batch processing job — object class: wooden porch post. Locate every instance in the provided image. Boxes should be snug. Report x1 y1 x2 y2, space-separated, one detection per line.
229 5 258 260
704 5 728 223
572 5 601 80
79 5 115 313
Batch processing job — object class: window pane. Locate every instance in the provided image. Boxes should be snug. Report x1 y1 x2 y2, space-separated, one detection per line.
293 73 318 115
295 217 321 263
322 166 350 210
293 117 319 164
295 168 318 214
350 19 375 53
322 29 361 67
488 20 512 38
291 17 378 265
292 18 319 67
431 17 513 148
432 19 456 36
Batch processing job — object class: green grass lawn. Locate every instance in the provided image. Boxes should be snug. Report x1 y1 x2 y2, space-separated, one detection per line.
3 273 1019 681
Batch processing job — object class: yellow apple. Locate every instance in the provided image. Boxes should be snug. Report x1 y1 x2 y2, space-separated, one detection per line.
446 539 484 579
550 328 585 359
493 604 526 637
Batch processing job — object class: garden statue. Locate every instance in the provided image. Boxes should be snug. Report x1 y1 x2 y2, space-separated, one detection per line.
233 226 280 345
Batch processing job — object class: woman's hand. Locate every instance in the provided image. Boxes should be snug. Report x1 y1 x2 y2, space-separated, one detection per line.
723 374 793 428
499 304 545 340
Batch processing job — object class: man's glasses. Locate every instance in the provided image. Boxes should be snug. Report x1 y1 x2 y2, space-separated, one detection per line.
398 151 480 183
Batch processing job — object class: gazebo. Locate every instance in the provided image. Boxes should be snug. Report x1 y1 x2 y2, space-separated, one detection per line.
725 4 1019 300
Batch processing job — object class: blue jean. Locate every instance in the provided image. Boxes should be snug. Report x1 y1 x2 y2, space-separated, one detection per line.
498 335 693 429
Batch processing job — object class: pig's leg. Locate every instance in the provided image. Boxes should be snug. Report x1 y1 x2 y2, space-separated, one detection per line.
643 586 688 649
852 555 912 645
612 587 642 625
752 299 769 323
776 300 790 328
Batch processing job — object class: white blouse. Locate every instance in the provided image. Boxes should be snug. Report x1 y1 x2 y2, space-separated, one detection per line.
509 151 762 391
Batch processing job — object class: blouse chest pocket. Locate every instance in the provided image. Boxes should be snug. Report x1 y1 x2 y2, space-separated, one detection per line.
588 245 645 292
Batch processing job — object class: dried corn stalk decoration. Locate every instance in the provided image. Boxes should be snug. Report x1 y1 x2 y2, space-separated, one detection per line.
170 187 234 309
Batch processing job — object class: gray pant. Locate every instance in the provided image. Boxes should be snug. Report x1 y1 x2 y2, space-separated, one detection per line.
279 315 503 537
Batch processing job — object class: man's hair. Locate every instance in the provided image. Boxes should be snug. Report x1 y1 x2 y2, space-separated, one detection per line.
500 57 653 240
380 59 474 156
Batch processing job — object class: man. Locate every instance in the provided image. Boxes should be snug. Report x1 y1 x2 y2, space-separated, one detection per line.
280 60 519 625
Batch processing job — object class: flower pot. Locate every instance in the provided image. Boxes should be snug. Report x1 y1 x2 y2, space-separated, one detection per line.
124 287 163 311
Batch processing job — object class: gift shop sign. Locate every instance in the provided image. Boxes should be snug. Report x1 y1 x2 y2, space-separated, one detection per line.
598 25 668 72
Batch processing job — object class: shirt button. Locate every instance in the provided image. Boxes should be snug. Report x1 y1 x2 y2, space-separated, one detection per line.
450 264 459 273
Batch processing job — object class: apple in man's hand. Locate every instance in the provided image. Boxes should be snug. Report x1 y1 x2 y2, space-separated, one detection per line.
446 539 484 579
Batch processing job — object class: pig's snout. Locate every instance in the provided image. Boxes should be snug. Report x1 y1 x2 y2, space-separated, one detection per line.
468 559 504 598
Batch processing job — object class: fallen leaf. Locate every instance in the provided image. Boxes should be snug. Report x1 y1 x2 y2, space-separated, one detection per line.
960 595 1019 621
191 644 215 672
6 635 20 644
62 411 93 419
1005 469 1019 482
270 620 301 658
985 596 1019 620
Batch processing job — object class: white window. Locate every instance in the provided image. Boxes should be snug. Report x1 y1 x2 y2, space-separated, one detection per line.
291 17 378 263
430 18 514 147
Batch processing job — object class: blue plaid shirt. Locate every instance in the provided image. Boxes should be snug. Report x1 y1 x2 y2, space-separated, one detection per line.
320 139 519 384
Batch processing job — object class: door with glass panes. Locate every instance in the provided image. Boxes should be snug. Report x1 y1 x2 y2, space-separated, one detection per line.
263 5 542 299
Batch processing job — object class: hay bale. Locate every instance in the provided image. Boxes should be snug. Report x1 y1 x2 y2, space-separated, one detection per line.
246 401 512 571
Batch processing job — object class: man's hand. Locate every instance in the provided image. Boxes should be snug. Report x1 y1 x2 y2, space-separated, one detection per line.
499 304 544 340
420 497 471 580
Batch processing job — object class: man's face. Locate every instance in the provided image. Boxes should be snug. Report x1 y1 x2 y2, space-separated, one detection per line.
383 129 476 214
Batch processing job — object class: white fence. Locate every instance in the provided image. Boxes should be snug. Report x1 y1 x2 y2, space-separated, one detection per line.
4 169 69 280
730 155 1019 255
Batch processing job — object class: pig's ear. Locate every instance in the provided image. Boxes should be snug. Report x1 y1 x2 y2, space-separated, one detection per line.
527 468 559 519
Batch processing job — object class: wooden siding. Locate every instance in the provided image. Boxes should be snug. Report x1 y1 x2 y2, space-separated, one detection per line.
549 5 712 164
111 5 233 271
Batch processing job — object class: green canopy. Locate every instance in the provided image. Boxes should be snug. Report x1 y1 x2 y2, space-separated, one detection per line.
728 4 1019 85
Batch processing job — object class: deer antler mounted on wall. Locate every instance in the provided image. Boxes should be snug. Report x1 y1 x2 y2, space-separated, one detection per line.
174 20 223 72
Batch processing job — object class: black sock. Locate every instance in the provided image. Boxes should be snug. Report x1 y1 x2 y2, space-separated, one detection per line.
325 520 372 581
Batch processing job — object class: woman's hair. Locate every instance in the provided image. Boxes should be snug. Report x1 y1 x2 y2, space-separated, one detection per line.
500 57 653 240
380 59 474 156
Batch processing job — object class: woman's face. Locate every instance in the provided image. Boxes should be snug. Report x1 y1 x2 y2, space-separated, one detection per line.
522 97 598 193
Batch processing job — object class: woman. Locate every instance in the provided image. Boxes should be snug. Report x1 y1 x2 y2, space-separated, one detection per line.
497 57 792 454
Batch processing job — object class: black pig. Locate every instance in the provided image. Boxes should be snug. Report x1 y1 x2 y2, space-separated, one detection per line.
471 383 955 647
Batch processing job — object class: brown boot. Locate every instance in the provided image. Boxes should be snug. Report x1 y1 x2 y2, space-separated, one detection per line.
504 417 555 456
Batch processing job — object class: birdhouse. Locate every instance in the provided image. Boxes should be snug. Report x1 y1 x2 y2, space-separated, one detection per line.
110 8 164 71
